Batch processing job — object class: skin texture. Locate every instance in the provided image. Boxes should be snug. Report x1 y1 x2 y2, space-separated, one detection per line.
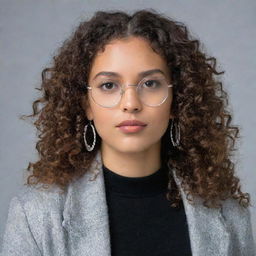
82 36 174 177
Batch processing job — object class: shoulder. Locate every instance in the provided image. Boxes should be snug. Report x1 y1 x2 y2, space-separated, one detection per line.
220 198 256 253
1 185 67 255
7 185 66 236
220 197 252 226
16 184 66 208
10 184 66 220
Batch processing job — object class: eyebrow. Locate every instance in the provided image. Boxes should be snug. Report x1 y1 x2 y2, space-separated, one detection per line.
92 69 166 80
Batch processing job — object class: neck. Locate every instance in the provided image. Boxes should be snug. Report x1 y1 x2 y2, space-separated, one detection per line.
100 141 162 178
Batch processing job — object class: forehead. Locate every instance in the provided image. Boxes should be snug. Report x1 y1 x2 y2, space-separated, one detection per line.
88 37 170 81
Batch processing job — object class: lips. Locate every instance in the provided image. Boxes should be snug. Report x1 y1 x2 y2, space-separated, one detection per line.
118 125 146 133
116 120 147 127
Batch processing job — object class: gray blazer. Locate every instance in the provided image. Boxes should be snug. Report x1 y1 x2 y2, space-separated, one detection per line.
1 150 255 256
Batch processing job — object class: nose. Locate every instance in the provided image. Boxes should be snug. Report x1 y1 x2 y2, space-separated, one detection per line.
119 85 143 112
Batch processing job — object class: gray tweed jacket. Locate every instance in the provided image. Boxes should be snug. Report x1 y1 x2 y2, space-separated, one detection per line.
1 150 255 255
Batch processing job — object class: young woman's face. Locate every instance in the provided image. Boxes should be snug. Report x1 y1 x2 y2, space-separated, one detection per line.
82 36 174 154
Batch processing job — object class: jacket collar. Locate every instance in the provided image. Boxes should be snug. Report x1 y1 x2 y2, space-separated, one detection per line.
62 150 231 256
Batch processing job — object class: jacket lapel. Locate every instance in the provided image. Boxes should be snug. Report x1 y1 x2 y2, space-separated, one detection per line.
62 150 111 256
62 150 231 256
172 170 231 256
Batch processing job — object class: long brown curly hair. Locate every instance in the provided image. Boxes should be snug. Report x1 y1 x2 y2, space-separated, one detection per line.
21 8 250 209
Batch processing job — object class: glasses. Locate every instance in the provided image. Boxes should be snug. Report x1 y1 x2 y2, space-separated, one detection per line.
85 75 173 108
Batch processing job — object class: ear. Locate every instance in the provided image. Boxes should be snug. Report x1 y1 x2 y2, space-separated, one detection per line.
81 95 93 120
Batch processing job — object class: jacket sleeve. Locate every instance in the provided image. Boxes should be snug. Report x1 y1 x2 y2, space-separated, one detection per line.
1 196 42 256
221 198 256 256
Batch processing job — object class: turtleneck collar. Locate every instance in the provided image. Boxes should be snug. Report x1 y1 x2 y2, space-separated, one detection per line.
102 164 169 197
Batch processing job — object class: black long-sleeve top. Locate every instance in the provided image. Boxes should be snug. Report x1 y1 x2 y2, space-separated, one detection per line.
102 163 192 256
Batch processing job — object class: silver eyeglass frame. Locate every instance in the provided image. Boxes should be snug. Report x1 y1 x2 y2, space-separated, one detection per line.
85 77 173 108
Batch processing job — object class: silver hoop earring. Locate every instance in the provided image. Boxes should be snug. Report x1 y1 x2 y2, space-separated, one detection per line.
83 120 96 151
170 118 180 147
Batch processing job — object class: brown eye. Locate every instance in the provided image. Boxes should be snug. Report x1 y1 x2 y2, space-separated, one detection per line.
98 82 116 91
143 80 160 89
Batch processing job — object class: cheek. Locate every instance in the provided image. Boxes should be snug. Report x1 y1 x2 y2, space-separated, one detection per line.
156 100 171 120
92 110 114 136
150 105 171 133
151 113 170 134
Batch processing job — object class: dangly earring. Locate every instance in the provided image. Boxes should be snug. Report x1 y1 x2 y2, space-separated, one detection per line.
170 118 180 147
83 120 96 151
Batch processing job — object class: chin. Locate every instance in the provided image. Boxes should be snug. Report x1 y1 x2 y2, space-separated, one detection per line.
116 144 152 154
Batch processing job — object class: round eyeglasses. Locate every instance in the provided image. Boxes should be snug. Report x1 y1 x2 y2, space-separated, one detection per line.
85 76 173 108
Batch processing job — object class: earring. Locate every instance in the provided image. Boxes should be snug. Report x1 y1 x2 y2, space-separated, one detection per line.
170 118 180 147
83 120 96 151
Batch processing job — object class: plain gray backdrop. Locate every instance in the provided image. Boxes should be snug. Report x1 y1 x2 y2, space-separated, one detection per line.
0 0 255 249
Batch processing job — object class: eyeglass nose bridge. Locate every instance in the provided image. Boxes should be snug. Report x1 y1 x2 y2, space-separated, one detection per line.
119 83 140 97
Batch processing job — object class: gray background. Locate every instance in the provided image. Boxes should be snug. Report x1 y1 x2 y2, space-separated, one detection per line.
0 0 255 248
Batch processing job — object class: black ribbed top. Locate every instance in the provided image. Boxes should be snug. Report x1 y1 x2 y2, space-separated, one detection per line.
102 164 192 256
103 164 169 197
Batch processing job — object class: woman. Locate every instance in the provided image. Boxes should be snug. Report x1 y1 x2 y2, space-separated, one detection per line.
1 8 255 256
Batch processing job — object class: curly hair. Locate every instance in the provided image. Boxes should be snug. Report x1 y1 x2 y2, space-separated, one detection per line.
21 8 250 209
